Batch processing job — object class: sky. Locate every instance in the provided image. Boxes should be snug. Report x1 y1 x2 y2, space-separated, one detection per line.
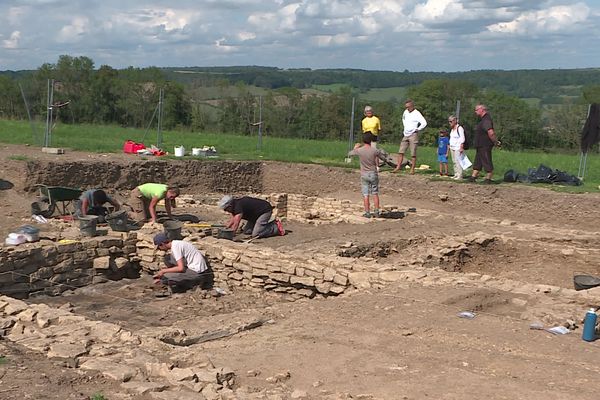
1 0 599 72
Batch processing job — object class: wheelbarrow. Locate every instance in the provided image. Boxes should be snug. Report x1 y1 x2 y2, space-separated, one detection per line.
31 184 83 218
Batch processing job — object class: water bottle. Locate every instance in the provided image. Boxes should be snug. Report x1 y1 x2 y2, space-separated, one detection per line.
582 308 597 342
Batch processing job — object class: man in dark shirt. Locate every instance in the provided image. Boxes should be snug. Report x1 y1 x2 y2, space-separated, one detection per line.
468 104 501 184
218 195 285 238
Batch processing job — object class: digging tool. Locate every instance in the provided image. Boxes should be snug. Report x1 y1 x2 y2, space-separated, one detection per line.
184 223 225 228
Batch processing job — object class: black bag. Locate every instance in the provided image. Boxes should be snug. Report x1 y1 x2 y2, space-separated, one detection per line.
459 124 471 150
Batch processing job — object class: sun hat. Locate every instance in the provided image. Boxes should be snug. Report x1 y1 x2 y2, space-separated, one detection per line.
218 195 233 209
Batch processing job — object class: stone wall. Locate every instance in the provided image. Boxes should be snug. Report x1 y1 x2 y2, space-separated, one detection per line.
24 159 263 194
0 295 237 398
0 233 139 299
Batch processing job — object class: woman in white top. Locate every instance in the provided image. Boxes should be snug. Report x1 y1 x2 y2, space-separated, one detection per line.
448 115 465 180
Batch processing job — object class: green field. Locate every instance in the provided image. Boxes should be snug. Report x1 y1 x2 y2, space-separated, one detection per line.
1 119 598 192
361 87 408 102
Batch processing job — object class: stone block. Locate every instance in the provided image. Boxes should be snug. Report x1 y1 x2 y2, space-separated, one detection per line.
329 284 346 294
53 259 74 273
323 267 336 281
30 266 54 281
228 272 243 281
290 276 315 286
378 271 404 282
114 257 129 269
348 272 372 289
333 274 348 286
304 269 324 279
269 273 291 283
3 298 28 315
72 251 90 263
57 242 82 253
93 256 111 270
121 381 169 395
41 246 58 259
145 362 174 378
98 238 123 248
279 264 296 274
167 367 197 384
48 342 89 359
16 308 37 322
80 358 138 382
315 282 331 294
252 268 269 277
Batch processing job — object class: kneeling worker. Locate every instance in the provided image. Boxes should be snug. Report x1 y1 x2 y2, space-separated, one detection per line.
153 233 212 291
76 189 120 219
218 195 285 238
129 183 179 224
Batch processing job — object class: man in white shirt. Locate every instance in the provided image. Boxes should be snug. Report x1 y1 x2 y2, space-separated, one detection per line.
393 99 427 175
153 233 212 292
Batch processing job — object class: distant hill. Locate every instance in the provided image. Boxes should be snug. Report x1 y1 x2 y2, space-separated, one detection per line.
161 66 600 104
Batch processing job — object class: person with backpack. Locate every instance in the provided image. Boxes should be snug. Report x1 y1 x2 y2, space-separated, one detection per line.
448 115 466 180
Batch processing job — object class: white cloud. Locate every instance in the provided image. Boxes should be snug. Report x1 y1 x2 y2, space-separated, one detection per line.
0 0 598 72
57 17 90 43
2 30 21 49
487 3 590 35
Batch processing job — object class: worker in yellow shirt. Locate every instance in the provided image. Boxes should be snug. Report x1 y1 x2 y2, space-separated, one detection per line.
361 105 381 148
128 183 180 224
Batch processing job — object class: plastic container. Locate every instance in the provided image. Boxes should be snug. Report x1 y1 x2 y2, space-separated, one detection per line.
174 146 185 157
106 210 129 232
192 147 202 156
79 215 98 237
582 308 597 342
163 220 183 240
217 228 234 240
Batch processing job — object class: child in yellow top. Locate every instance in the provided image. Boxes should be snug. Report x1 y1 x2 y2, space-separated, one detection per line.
361 105 381 148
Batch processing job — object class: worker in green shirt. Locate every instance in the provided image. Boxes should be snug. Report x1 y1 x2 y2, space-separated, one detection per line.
128 183 180 223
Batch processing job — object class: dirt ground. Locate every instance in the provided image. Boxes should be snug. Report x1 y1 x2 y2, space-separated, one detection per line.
2 143 600 399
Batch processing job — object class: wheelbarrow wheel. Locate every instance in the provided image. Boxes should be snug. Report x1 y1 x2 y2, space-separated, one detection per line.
31 196 56 218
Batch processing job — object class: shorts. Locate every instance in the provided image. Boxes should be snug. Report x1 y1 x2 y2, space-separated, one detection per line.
399 133 419 156
473 146 494 172
437 154 448 163
361 172 379 196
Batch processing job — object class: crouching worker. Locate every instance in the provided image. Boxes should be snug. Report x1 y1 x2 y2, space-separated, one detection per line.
76 189 120 220
218 195 285 238
347 132 388 218
153 233 213 292
129 183 180 224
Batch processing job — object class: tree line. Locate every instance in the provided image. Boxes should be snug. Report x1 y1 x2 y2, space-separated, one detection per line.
1 56 599 151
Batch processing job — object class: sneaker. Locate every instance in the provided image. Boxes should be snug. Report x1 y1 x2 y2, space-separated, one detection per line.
373 209 380 218
275 219 285 236
363 212 372 218
467 176 476 183
482 179 493 185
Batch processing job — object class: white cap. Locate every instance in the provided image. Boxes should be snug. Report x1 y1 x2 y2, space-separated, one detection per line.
218 195 233 209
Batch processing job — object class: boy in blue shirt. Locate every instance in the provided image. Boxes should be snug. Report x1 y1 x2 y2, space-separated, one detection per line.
437 129 450 176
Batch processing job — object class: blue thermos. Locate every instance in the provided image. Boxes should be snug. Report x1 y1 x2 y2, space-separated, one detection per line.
582 308 597 342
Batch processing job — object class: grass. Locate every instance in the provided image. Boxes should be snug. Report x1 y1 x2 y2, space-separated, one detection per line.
361 87 408 102
90 393 107 400
1 119 599 192
8 155 29 161
0 356 7 365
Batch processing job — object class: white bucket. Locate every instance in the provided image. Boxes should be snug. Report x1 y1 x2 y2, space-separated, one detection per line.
174 146 185 157
192 147 202 156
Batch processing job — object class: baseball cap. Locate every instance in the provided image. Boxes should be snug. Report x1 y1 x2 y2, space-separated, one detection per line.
153 232 170 247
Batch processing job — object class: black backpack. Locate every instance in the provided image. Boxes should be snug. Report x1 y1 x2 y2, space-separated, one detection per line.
458 124 470 150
